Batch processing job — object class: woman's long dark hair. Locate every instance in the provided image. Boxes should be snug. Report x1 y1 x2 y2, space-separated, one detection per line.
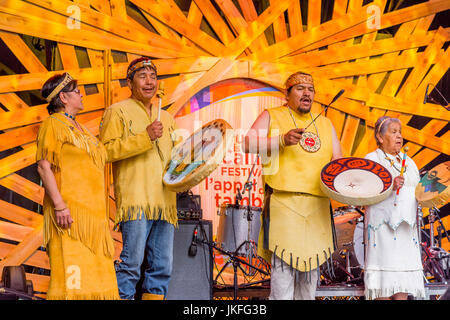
41 73 78 115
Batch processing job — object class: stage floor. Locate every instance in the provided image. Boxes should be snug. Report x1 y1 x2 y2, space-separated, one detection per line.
213 283 450 300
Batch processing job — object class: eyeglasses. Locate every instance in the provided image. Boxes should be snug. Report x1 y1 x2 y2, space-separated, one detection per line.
70 89 81 95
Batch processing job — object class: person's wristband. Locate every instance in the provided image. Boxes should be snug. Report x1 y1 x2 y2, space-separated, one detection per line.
54 207 67 211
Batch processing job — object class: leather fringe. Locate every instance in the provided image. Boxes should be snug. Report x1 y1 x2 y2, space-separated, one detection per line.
271 246 333 274
46 289 120 300
37 115 106 170
43 201 115 259
115 204 178 228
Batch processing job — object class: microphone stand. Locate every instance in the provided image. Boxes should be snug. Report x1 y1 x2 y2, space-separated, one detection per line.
0 286 44 300
304 89 345 130
243 156 258 266
417 205 450 283
207 154 270 300
428 207 450 247
424 83 449 111
194 217 270 300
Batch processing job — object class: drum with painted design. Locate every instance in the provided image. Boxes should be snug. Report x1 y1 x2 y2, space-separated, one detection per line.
320 157 393 206
415 161 450 208
163 119 234 192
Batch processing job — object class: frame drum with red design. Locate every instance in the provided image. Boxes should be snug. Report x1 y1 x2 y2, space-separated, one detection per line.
320 157 393 206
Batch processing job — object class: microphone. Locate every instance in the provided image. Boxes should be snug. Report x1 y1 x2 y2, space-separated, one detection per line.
329 89 345 106
304 89 345 130
188 225 198 257
423 84 429 104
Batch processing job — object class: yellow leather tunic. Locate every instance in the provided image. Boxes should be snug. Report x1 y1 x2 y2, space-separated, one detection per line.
259 105 335 272
99 98 178 227
263 105 333 195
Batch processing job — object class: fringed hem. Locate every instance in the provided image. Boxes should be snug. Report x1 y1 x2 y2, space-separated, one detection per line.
44 202 115 259
115 204 178 228
367 218 417 233
365 287 426 300
262 245 335 273
46 290 120 300
364 269 426 300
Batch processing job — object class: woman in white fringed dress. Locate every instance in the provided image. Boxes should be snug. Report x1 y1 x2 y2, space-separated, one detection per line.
363 116 425 300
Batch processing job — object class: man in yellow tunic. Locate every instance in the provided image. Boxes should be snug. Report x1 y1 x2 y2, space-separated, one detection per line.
243 72 343 299
99 57 178 300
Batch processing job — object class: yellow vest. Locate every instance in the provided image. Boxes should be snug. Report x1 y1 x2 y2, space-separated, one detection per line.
263 105 333 197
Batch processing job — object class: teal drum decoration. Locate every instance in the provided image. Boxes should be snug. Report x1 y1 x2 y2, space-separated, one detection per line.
415 161 450 208
163 119 234 192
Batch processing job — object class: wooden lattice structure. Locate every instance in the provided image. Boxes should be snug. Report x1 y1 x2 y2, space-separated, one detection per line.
0 0 449 298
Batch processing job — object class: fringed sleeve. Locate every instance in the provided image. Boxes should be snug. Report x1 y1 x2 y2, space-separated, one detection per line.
36 117 63 169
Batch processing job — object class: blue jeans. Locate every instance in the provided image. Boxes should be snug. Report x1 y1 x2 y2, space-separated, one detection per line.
115 217 174 299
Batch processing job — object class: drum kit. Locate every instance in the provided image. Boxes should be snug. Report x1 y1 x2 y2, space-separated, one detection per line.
216 204 262 257
214 160 271 299
322 205 365 285
161 118 449 293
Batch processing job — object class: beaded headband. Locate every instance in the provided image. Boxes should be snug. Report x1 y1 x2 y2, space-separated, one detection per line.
285 72 314 90
127 58 157 79
376 117 391 134
46 73 74 102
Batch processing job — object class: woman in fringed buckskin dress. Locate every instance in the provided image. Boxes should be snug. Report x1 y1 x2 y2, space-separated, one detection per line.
37 73 119 300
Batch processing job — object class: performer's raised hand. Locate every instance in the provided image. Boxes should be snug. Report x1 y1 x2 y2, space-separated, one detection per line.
146 120 163 141
283 128 305 146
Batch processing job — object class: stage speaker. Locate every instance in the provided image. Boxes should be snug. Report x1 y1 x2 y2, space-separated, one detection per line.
167 220 213 300
1 266 27 293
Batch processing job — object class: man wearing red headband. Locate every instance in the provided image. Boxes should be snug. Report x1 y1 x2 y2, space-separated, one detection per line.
100 57 178 300
243 71 343 300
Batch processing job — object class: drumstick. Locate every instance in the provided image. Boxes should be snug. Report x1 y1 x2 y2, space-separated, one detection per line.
394 146 409 206
396 146 409 194
304 89 344 130
155 81 165 161
156 81 164 121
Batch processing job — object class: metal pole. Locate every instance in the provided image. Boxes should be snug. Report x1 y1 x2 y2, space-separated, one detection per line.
430 208 435 247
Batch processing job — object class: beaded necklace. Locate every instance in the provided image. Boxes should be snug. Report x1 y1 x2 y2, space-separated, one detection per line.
64 112 76 121
287 105 321 152
382 149 406 173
